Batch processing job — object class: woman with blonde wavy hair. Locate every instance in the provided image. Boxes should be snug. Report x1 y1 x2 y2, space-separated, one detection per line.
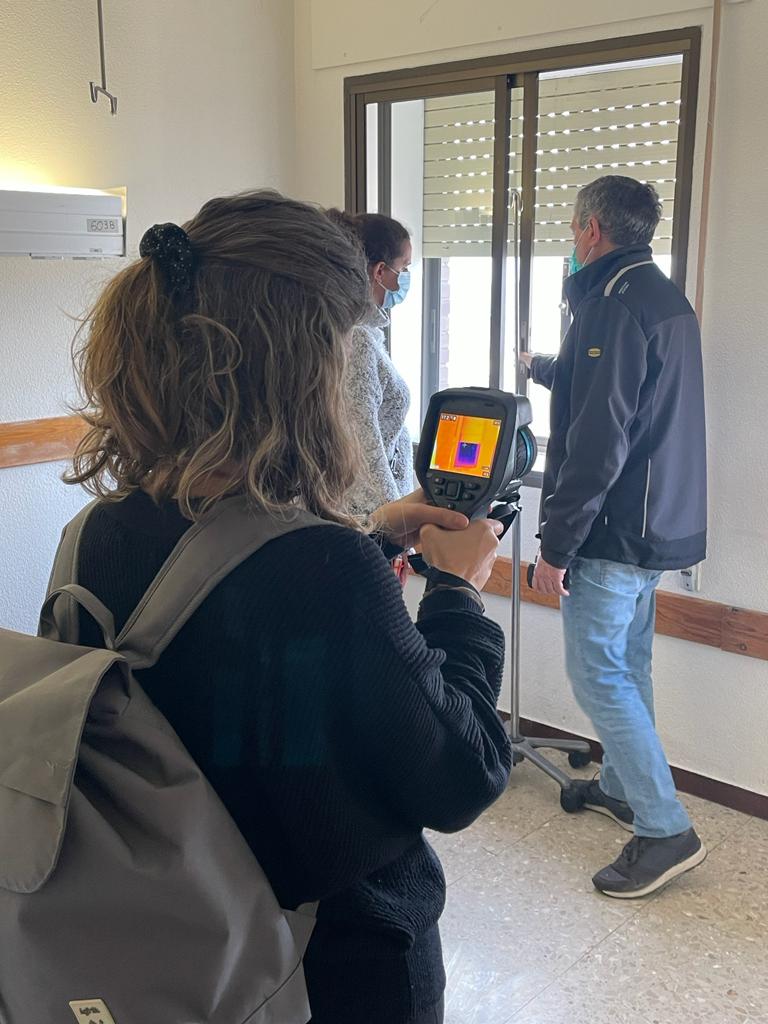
63 190 511 1024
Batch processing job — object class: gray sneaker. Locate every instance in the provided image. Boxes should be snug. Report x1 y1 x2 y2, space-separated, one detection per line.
593 828 707 899
571 778 634 832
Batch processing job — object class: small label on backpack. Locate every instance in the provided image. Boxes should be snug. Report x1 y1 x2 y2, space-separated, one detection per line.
68 1000 116 1024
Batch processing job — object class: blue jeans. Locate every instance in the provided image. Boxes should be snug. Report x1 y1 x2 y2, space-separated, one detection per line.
561 557 691 838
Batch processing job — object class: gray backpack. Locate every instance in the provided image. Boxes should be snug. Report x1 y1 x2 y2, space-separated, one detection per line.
0 497 322 1024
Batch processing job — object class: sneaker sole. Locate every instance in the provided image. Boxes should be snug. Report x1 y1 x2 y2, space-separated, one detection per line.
582 801 635 833
596 843 708 899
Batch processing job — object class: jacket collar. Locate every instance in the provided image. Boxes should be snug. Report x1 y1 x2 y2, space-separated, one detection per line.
563 244 653 312
363 303 390 330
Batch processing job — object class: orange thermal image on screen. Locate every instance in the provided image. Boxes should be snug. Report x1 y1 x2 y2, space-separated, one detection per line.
430 414 502 479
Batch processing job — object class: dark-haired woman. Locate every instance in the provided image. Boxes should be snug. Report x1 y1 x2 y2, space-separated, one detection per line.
327 211 414 522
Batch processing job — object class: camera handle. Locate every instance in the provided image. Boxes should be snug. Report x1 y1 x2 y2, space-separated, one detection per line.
487 504 519 540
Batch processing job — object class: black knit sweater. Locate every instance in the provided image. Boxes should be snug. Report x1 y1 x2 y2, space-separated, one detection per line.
75 491 511 1024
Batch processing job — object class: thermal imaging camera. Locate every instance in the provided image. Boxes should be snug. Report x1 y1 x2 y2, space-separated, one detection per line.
415 388 537 520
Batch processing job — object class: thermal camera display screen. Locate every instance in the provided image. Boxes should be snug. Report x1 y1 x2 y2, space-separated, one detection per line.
430 413 502 479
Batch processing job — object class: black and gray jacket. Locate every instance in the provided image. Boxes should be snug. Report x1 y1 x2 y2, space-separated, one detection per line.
531 244 707 572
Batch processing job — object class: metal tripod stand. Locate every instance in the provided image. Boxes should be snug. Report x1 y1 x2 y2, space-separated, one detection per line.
502 189 591 800
501 484 591 798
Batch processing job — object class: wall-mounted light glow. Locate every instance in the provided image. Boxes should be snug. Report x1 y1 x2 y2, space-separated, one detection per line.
0 183 111 196
0 187 126 259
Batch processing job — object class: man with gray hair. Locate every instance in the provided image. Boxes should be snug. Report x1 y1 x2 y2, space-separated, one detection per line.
524 175 707 898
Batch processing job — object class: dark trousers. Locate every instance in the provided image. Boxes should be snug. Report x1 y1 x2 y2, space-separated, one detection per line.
309 995 444 1024
414 995 445 1023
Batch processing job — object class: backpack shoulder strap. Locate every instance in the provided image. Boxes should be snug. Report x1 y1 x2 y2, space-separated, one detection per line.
40 500 101 643
46 500 100 594
115 496 329 670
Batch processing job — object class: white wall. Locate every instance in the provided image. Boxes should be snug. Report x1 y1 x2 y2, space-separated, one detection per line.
295 0 768 795
309 0 718 69
0 0 296 633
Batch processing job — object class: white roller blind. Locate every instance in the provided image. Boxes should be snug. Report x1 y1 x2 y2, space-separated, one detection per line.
422 59 684 258
422 91 519 257
534 59 683 256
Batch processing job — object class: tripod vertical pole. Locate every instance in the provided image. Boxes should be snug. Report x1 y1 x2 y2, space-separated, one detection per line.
508 494 522 741
504 487 591 788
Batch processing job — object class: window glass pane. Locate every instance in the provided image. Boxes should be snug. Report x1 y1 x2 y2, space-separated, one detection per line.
502 88 524 394
365 54 687 455
389 100 425 438
440 258 491 388
365 104 379 214
505 55 684 442
386 90 496 437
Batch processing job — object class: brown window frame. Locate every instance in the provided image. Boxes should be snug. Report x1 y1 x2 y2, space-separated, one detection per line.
344 28 701 480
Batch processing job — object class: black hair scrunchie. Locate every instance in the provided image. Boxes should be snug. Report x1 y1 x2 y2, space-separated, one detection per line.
139 222 196 298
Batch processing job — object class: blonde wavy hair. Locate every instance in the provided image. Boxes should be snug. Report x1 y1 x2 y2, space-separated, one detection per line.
67 190 372 523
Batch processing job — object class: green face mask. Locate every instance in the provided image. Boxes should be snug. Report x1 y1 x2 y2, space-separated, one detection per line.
569 225 591 276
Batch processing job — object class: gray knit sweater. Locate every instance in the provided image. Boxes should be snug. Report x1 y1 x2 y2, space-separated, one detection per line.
346 307 413 516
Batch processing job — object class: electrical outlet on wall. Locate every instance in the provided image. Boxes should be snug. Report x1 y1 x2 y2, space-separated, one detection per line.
679 564 702 592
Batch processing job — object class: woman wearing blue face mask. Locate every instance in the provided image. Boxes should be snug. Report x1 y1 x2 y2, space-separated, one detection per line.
328 211 414 540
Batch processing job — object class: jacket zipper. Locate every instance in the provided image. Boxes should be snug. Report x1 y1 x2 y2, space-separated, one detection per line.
641 459 652 538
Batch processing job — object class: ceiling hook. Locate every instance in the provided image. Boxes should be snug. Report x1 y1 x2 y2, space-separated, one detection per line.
89 0 118 115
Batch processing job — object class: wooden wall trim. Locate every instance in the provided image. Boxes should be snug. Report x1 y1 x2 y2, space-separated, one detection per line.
484 557 768 663
0 416 87 470
3 418 767 664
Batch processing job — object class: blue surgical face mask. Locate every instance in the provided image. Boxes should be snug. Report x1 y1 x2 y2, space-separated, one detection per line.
382 267 411 309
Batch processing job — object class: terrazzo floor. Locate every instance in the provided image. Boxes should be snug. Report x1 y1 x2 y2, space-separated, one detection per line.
428 752 767 1024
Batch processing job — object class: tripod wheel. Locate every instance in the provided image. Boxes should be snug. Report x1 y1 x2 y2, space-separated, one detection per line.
512 751 524 766
560 784 585 813
568 750 592 769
